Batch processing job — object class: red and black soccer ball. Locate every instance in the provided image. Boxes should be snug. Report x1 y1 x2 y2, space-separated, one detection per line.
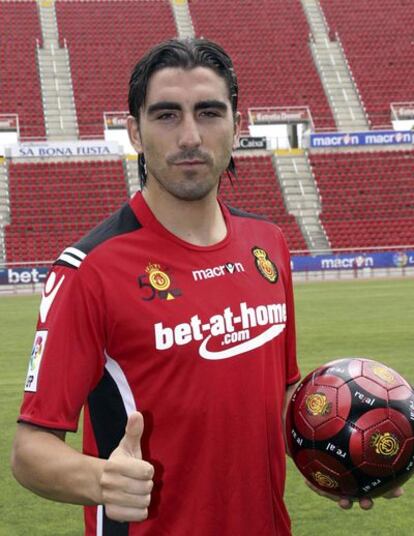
286 358 414 499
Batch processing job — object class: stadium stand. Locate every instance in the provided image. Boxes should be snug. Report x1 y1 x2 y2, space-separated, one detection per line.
320 0 414 129
189 0 335 131
220 155 308 251
55 0 177 138
0 0 45 139
310 150 414 249
5 159 128 262
1 0 413 269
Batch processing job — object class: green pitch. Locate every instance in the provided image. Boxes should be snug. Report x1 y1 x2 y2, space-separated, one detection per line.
0 278 413 535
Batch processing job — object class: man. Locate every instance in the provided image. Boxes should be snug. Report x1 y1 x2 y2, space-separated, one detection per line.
11 38 401 536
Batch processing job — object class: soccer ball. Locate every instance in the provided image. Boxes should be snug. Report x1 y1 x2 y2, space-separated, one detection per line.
286 358 414 498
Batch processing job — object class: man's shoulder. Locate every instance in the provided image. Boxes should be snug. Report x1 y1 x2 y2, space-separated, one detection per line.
54 201 142 270
227 205 282 234
227 205 270 222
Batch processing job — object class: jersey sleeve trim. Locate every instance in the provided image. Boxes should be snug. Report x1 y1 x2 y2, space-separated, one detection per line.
57 248 85 268
286 372 301 387
17 416 78 433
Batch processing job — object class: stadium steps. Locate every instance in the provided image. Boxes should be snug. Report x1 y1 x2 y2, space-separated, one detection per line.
37 0 78 140
0 158 10 265
301 0 369 132
272 153 331 254
125 156 140 197
170 0 194 38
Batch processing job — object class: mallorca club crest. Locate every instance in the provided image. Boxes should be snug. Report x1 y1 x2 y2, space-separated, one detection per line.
138 262 182 301
370 431 400 457
252 246 278 283
311 471 339 490
371 365 396 385
305 393 332 416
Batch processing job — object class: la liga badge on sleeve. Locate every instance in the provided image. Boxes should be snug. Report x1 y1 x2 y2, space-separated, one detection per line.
24 330 48 392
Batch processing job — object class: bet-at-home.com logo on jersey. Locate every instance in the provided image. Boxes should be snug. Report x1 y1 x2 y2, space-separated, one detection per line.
155 301 287 360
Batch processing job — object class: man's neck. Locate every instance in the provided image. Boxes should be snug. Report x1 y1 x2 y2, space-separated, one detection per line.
142 185 227 247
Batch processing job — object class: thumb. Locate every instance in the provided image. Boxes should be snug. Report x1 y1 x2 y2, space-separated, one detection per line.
118 411 144 459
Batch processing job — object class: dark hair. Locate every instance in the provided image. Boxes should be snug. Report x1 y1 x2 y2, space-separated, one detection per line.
128 37 239 188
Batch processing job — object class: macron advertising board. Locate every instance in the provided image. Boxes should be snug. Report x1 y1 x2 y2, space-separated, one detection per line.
290 251 414 272
310 130 414 149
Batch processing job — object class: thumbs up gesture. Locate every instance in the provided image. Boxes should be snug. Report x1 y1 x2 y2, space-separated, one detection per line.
100 412 154 522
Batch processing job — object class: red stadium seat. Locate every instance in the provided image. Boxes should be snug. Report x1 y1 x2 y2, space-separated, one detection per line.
0 1 45 139
310 150 414 249
55 0 177 138
320 0 414 129
5 159 129 263
189 0 335 131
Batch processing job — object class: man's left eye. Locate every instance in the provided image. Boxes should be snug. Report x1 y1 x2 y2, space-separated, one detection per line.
201 111 219 117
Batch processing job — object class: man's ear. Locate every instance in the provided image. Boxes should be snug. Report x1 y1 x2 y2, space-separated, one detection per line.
232 111 242 149
127 115 143 153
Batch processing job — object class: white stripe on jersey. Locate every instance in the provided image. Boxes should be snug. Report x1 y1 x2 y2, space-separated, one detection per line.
96 505 103 536
64 246 87 260
58 253 82 268
104 351 137 417
95 354 137 536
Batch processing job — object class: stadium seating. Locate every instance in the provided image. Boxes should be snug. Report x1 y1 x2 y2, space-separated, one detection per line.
55 0 177 138
0 1 45 139
310 150 414 249
220 155 308 251
320 0 414 128
5 159 128 262
189 0 335 131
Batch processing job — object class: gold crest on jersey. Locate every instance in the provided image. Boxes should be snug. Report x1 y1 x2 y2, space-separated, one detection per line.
139 262 182 301
146 263 171 291
252 247 278 283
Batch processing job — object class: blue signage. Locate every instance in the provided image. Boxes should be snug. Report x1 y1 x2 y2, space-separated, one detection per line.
310 130 414 148
291 251 414 272
0 266 49 285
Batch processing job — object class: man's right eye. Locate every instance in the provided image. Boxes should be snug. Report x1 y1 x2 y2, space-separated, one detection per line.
156 112 176 120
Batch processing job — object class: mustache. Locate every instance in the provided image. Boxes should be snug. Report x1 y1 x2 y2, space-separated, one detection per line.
167 149 213 165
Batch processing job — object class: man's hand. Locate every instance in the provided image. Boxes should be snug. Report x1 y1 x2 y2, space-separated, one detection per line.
100 412 154 522
305 480 404 510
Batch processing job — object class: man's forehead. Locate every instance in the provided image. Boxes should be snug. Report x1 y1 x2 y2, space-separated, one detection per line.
143 66 230 108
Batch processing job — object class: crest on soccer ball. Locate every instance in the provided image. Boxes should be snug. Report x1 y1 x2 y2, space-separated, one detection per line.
371 365 396 385
312 471 339 489
370 432 400 457
305 393 332 416
251 246 278 283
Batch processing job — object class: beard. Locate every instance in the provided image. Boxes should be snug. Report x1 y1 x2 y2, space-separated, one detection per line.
146 147 231 201
149 167 219 201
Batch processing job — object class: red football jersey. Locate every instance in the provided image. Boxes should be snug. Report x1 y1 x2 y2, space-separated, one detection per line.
20 192 300 536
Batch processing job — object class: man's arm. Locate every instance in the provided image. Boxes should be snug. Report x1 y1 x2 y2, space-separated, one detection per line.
11 412 154 522
11 423 104 505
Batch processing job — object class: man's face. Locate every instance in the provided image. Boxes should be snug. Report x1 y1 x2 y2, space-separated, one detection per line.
128 66 240 201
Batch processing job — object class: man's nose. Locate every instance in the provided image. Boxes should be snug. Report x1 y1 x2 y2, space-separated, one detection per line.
178 115 202 149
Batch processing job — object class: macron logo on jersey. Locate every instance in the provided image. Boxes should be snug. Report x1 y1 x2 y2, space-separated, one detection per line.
192 262 245 281
154 301 286 360
40 272 65 323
